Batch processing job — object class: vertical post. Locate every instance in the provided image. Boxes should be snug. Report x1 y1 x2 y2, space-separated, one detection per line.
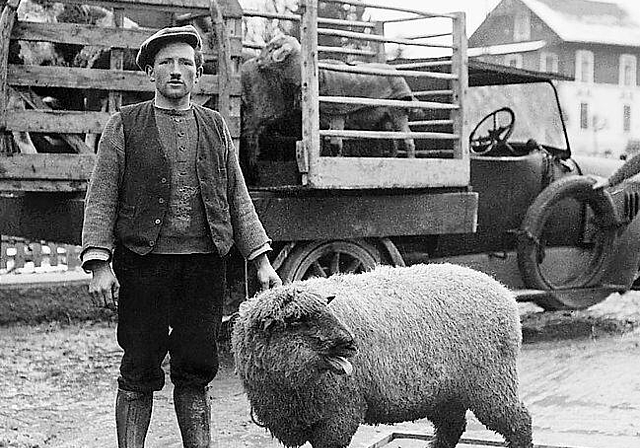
299 0 319 187
0 0 20 155
373 21 386 63
450 11 468 163
210 0 231 124
108 8 124 112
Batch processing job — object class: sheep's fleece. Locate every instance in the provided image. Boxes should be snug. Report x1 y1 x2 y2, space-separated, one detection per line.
232 263 532 448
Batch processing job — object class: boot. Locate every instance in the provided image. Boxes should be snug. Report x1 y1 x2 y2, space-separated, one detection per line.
115 388 153 448
173 385 212 448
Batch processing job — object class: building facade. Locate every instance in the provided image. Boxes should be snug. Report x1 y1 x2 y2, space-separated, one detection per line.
469 0 640 158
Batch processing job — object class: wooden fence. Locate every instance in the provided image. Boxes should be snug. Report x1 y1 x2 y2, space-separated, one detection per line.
0 236 81 272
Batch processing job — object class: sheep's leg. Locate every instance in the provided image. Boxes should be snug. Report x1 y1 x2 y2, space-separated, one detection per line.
428 402 467 448
390 109 414 158
329 116 344 156
471 394 533 448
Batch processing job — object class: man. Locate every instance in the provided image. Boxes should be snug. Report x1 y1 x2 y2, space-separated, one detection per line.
81 25 281 447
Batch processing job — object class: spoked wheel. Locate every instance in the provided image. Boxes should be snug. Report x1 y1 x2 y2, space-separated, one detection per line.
517 175 618 310
278 239 383 283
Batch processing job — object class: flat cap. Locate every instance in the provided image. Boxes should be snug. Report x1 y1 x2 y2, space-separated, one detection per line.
136 25 202 70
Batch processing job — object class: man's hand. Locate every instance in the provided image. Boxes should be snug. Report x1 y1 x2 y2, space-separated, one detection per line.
589 174 610 190
88 261 120 309
252 253 282 292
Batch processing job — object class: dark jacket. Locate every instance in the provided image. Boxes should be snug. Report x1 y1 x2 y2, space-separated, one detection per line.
81 100 270 259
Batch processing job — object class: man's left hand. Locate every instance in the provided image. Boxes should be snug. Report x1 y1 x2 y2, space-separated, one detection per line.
253 253 283 292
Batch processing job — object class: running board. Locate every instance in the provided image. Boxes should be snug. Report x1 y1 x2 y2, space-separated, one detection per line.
368 432 583 448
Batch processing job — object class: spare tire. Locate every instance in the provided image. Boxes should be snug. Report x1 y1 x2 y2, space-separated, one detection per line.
517 175 618 296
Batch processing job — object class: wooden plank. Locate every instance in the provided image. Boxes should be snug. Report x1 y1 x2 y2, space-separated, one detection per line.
12 21 243 57
7 110 111 134
450 11 468 161
12 21 153 49
0 179 89 192
0 0 20 154
13 87 93 153
253 190 478 240
210 0 230 121
53 0 243 17
320 0 453 19
108 8 125 112
0 154 96 181
7 65 231 95
307 157 470 189
300 0 320 186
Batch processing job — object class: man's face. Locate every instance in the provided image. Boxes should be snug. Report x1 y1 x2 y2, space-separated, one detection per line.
146 42 202 106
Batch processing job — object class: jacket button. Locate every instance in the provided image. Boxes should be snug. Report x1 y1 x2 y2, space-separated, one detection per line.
154 219 161 225
149 241 155 246
161 177 167 183
158 198 165 204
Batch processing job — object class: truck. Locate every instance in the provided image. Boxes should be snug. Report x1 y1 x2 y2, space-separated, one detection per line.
2 0 640 311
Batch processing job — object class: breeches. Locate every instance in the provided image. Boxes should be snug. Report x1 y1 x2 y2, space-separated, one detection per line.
113 246 225 392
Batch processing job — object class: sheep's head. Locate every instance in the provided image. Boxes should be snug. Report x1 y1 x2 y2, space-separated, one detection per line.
234 284 357 387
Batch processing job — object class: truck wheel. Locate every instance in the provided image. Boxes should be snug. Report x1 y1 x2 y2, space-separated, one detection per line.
278 239 383 283
517 175 618 309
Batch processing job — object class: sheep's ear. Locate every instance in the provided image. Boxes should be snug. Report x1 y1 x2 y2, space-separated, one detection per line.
326 295 336 305
262 318 276 332
271 43 291 63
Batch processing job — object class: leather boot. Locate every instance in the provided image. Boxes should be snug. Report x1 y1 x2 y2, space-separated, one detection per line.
115 389 153 448
173 385 212 448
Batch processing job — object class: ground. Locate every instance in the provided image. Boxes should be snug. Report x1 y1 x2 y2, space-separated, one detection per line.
1 289 640 448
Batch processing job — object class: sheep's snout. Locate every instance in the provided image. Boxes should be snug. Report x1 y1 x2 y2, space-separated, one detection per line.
323 330 357 375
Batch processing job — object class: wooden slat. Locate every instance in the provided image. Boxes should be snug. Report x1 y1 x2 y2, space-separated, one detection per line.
319 129 458 140
13 87 93 153
0 179 89 192
319 96 458 110
108 8 125 112
409 119 454 126
308 157 470 189
7 65 232 95
394 60 452 69
300 0 320 185
11 21 153 49
241 9 300 21
1 0 20 154
53 0 243 16
320 0 454 19
7 110 111 134
318 46 377 57
317 62 456 79
450 12 468 161
0 154 96 181
12 21 244 57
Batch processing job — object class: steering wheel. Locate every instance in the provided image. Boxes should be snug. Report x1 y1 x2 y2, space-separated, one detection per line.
469 107 516 155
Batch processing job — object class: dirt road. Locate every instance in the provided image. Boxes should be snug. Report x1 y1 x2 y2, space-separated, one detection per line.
2 292 640 448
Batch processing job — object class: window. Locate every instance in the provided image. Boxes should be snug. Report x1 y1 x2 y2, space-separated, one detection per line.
620 54 637 86
513 11 531 41
504 54 523 69
540 51 558 73
624 105 632 132
580 103 589 129
575 50 594 83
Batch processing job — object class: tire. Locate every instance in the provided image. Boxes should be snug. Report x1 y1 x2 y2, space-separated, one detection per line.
278 239 384 283
517 175 618 309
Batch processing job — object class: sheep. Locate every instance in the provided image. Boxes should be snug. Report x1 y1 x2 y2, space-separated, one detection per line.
232 263 533 448
240 35 418 170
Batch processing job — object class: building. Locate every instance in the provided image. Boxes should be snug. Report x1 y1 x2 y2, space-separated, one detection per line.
469 0 640 158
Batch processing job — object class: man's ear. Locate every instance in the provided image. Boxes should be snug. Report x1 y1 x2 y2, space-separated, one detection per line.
145 65 155 82
195 65 203 83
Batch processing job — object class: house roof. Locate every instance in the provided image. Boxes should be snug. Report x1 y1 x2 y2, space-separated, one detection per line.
519 0 640 47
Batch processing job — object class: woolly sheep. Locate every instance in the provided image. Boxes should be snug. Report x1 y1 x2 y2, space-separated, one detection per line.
232 263 532 448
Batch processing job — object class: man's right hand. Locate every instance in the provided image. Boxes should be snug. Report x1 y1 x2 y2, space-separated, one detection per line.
88 261 120 309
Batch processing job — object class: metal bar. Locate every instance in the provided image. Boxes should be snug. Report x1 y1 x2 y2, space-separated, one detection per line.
242 9 300 21
405 32 452 40
318 46 377 57
320 96 457 109
318 17 376 28
318 62 457 80
393 60 453 69
409 120 454 126
320 95 458 109
318 27 453 48
319 130 459 140
414 90 454 97
320 0 454 19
